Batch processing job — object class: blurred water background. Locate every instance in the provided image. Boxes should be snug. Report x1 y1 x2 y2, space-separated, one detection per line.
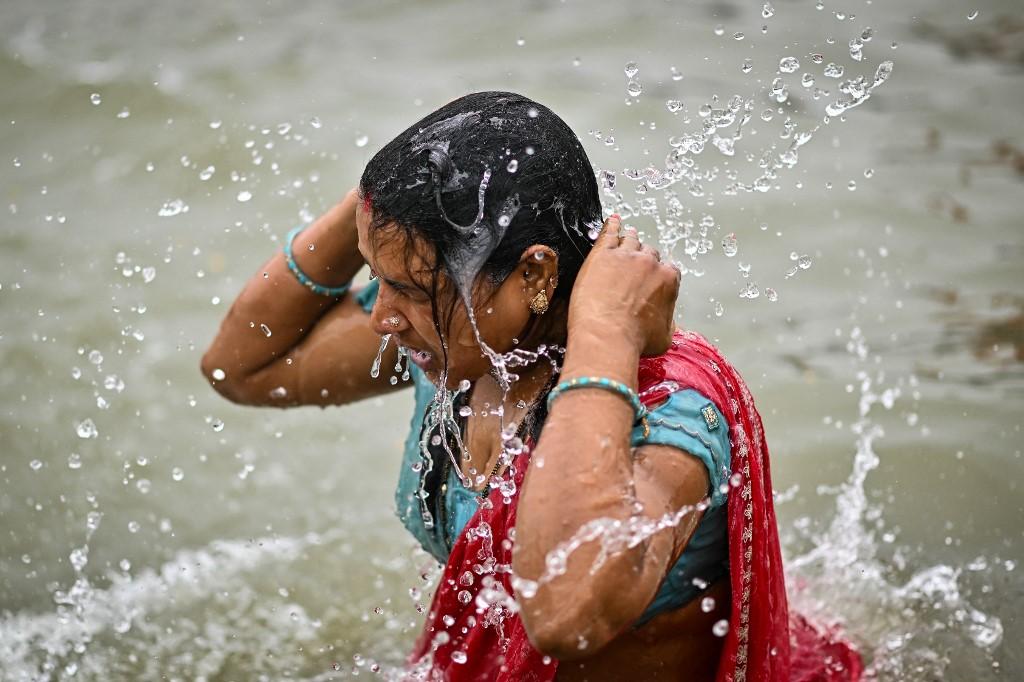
1 0 1022 679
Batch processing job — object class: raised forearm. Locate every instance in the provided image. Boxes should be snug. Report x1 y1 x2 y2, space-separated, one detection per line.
515 328 654 602
520 323 642 543
201 192 364 388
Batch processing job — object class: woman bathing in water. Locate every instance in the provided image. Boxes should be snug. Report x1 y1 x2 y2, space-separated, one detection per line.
202 91 861 681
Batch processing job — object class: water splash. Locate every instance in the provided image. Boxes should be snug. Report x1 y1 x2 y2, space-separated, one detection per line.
785 326 1003 677
370 333 391 379
0 532 340 681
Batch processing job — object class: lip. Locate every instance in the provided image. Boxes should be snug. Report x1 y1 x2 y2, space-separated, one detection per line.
400 342 434 371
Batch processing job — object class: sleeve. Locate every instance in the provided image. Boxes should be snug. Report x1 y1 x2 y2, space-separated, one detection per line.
630 388 732 509
353 279 380 315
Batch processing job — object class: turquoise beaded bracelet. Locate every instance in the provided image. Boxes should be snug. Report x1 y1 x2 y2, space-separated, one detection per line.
546 376 648 425
283 225 353 297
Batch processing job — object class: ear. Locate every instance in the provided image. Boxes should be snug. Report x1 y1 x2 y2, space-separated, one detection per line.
517 245 560 303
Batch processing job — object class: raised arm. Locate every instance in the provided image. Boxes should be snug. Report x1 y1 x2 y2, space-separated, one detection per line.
513 217 700 658
200 189 401 407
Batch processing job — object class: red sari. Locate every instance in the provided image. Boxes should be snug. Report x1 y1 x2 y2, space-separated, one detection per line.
408 331 863 681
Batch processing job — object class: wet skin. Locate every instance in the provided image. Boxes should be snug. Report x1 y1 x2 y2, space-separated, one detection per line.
202 189 724 678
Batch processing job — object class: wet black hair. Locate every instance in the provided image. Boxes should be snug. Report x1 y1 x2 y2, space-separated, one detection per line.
359 91 602 334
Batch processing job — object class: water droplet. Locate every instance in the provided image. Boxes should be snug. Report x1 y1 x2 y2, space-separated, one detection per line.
741 58 753 74
721 233 738 257
847 180 857 191
967 9 979 20
236 190 252 202
90 93 101 106
128 520 140 533
665 99 684 113
506 159 518 173
739 282 760 299
626 80 643 97
68 453 82 469
157 198 188 217
29 459 42 471
823 62 845 78
874 61 894 86
713 25 725 36
701 596 716 612
624 61 639 78
713 619 730 636
459 405 473 418
260 323 272 337
370 334 391 378
117 108 130 119
762 2 775 18
451 651 468 664
801 73 815 88
733 32 745 41
516 37 525 46
670 66 683 81
212 368 226 381
211 418 225 432
310 116 322 129
172 467 184 481
76 419 98 439
765 287 778 302
355 134 369 148
798 255 812 269
714 301 725 317
779 56 800 73
199 165 215 181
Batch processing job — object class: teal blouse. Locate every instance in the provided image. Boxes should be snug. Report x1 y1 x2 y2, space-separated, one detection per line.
356 282 730 624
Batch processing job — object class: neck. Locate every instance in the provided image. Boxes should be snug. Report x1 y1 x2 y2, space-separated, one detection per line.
505 303 567 402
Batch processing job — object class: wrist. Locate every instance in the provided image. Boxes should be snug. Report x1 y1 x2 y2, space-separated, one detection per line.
289 200 364 287
561 320 641 390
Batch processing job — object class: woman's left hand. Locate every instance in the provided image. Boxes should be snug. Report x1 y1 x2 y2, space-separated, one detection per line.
567 215 680 357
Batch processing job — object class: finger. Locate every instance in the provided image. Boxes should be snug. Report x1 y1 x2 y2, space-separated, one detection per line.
619 225 641 250
594 214 622 249
640 244 661 262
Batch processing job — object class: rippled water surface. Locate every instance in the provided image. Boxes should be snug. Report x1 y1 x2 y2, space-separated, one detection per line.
1 0 1022 679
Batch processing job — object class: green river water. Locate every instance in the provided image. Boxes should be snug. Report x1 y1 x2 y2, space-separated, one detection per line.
1 0 1022 679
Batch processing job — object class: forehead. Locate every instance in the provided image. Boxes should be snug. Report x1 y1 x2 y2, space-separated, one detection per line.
355 201 435 276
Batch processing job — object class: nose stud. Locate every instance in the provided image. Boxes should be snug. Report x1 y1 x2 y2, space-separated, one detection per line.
385 316 401 328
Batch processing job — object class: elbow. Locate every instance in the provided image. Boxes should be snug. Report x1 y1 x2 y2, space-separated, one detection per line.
519 601 620 661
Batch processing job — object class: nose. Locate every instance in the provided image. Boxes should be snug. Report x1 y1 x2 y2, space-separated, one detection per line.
368 297 409 336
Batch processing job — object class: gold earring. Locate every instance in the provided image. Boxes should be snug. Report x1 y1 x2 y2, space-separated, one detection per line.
529 290 549 315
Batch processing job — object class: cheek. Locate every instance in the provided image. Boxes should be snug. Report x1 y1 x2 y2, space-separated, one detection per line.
471 288 530 351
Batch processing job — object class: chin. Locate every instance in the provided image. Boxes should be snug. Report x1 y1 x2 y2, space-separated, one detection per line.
422 364 488 391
